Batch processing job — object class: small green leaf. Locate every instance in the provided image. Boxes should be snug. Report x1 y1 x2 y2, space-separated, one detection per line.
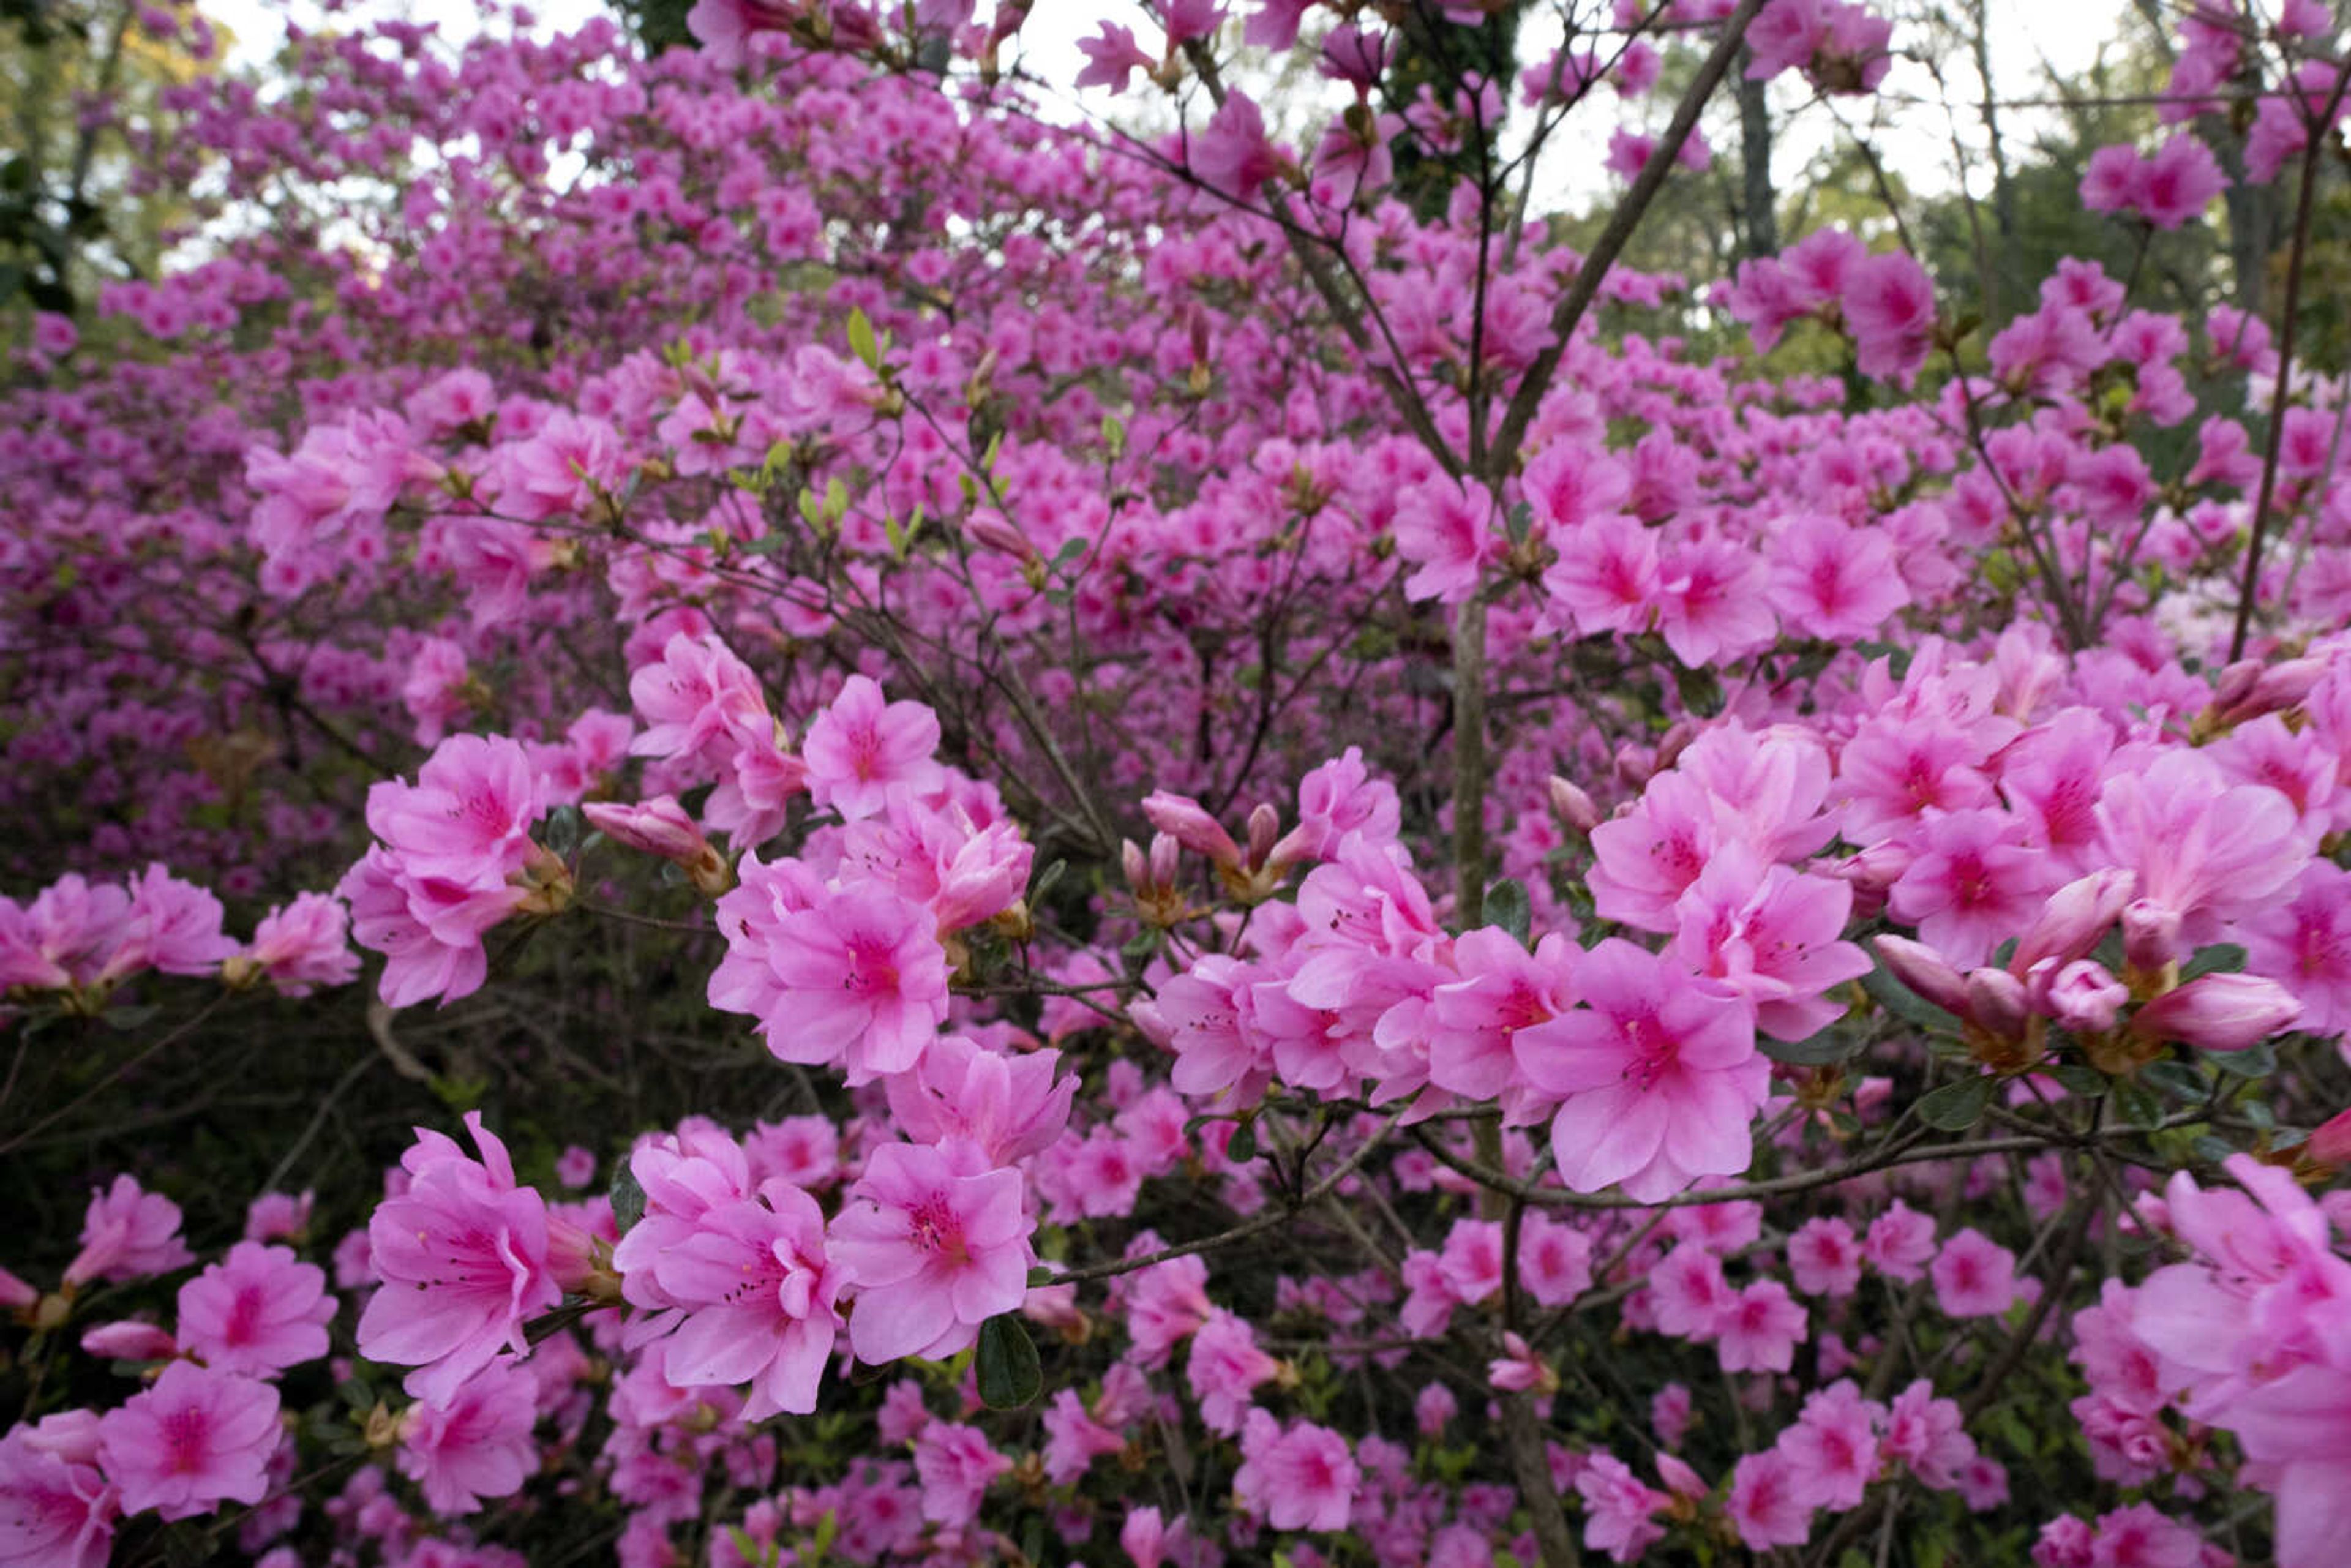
609 1163 647 1236
974 1313 1042 1409
2142 1060 2206 1101
1483 877 1532 945
846 307 879 370
2111 1077 2164 1130
541 803 582 859
1862 956 1957 1030
1225 1119 1258 1163
1760 1028 1857 1067
1026 1266 1060 1288
2211 1041 2277 1078
1918 1075 1994 1131
2049 1063 2107 1097
2180 943 2247 981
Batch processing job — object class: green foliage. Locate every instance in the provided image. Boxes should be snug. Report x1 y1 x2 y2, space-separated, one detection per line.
607 0 700 54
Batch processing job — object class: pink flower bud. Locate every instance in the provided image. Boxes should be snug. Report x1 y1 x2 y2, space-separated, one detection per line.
1245 803 1280 870
582 796 708 862
2208 659 2262 714
0 1270 33 1315
1140 790 1243 869
1547 775 1602 834
1873 935 1967 1016
1652 721 1696 775
2121 899 2183 973
2247 657 2325 716
1121 838 1150 895
81 1321 177 1360
1964 967 2030 1040
966 516 1040 565
2038 959 2130 1033
2308 1105 2351 1167
2011 869 2134 977
1148 832 1182 891
2131 973 2300 1051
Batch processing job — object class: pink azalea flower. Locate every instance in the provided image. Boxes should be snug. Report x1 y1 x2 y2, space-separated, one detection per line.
1668 845 1871 1042
911 1422 1011 1526
648 1180 842 1419
1392 479 1497 605
1192 91 1281 200
801 675 943 823
338 845 527 1009
357 1114 561 1404
828 1142 1033 1364
1768 512 1910 642
627 632 770 770
176 1242 334 1378
1888 809 2054 970
1728 1448 1814 1548
1517 1211 1595 1307
883 1034 1076 1161
1573 1450 1669 1562
1648 1241 1736 1340
1717 1279 1807 1373
1843 250 1937 383
1654 535 1775 668
1233 1409 1358 1532
1864 1199 1938 1282
96 1361 280 1521
64 1176 192 1288
241 893 359 996
1881 1379 1977 1488
1041 1389 1126 1484
1787 1217 1864 1298
1543 512 1662 638
363 733 545 885
715 876 950 1084
396 1357 537 1515
1515 940 1769 1202
2096 751 2307 954
1074 22 1155 94
0 1420 116 1568
1187 1310 1282 1435
1778 1379 1883 1510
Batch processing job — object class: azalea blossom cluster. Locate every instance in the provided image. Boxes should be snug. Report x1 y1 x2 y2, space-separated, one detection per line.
7 0 2351 1566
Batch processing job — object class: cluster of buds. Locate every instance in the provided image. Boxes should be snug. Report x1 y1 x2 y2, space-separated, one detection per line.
1140 792 1292 905
1873 869 2300 1075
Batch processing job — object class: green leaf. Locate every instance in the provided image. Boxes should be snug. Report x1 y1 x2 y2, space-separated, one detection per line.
2111 1077 2164 1131
1025 1266 1060 1288
2180 943 2247 981
2191 1133 2238 1163
1862 955 1957 1030
102 1003 159 1032
1760 1027 1857 1067
541 803 582 859
1225 1119 1258 1163
2211 1040 2276 1078
974 1313 1042 1409
2049 1063 2107 1097
2142 1060 2206 1101
1918 1075 1994 1131
846 307 879 370
609 1163 647 1236
1483 877 1531 945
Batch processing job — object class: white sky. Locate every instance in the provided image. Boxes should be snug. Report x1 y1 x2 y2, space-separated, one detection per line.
199 0 2131 212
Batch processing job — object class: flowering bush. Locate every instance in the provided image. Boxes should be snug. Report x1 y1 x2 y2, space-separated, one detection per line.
6 1 2351 1566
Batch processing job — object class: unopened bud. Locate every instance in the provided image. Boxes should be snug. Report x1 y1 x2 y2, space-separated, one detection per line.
2012 869 2134 977
2039 958 2130 1033
1872 936 1967 1017
583 796 708 862
1964 967 2031 1041
2307 1105 2351 1168
1149 832 1182 891
966 515 1040 565
1245 803 1280 871
1140 790 1243 870
81 1321 176 1360
2131 973 2301 1052
1120 838 1150 895
1547 775 1602 834
2121 899 2183 977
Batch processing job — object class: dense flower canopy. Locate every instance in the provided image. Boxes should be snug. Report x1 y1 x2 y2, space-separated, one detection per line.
4 0 2351 1566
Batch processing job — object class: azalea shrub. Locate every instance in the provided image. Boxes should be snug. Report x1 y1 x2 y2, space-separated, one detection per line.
6 1 2351 1567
